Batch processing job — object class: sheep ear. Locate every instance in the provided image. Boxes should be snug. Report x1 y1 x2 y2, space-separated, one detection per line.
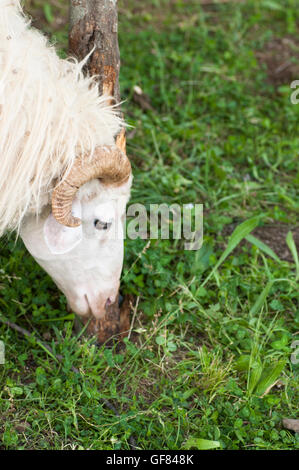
43 199 82 255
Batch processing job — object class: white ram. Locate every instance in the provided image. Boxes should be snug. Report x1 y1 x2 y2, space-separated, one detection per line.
0 1 132 328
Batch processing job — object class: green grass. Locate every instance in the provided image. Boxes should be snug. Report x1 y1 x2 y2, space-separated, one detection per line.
0 0 298 450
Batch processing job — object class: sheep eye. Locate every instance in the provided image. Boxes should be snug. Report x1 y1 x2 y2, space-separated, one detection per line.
94 219 111 230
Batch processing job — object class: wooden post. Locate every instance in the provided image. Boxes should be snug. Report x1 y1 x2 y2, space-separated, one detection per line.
69 0 129 345
69 0 121 102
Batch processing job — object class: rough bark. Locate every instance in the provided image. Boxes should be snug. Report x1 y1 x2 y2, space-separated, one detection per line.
69 0 120 102
69 0 129 344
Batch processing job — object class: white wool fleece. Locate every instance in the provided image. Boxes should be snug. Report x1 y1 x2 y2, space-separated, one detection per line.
0 0 124 235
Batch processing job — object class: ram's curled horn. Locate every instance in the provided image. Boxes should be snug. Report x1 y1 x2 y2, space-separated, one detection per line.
51 130 131 227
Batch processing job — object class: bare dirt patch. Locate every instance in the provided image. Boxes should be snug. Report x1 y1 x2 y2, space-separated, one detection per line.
256 37 299 86
251 224 299 262
223 223 299 262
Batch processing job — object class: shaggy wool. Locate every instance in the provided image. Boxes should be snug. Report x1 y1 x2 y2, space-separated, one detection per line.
0 0 124 235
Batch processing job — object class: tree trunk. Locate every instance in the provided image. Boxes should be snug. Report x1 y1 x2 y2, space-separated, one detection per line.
69 0 129 345
69 0 120 102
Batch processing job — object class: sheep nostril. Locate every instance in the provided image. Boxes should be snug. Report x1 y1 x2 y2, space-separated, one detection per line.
118 293 124 307
105 297 112 309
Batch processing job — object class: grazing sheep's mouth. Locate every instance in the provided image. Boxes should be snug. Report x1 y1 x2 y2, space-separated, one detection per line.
83 293 113 319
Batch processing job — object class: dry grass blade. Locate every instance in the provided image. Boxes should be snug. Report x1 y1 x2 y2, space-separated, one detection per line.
200 0 245 4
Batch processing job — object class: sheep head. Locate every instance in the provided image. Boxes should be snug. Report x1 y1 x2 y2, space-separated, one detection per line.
52 130 131 227
20 131 132 337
